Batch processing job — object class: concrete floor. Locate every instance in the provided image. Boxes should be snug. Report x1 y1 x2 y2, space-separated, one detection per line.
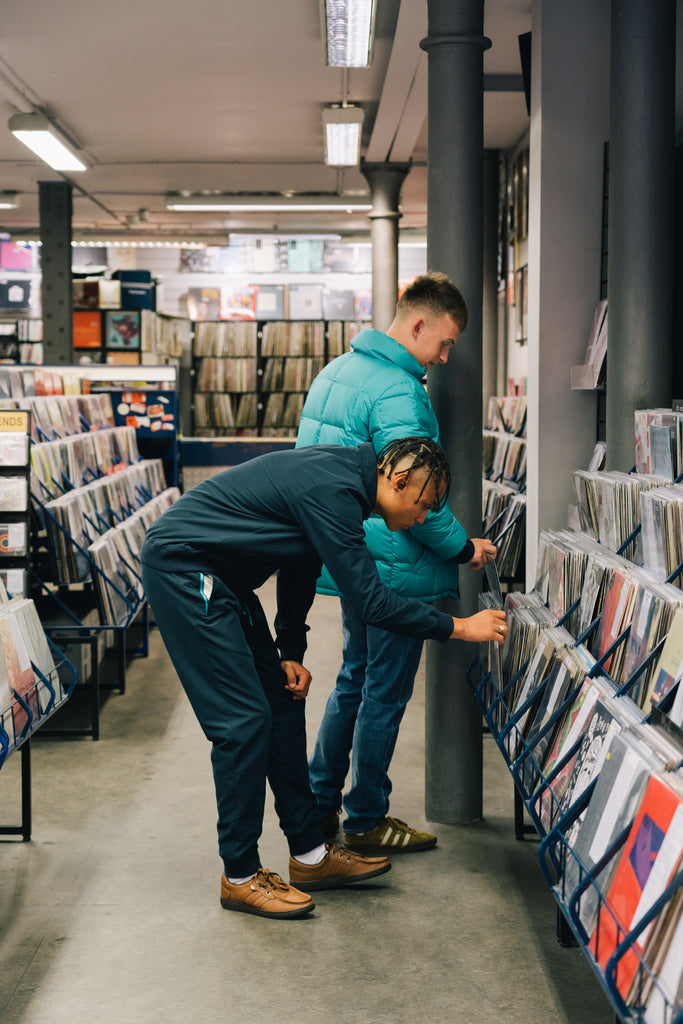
0 581 613 1024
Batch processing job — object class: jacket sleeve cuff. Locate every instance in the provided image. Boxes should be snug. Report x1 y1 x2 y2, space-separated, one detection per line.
453 539 475 564
276 625 309 664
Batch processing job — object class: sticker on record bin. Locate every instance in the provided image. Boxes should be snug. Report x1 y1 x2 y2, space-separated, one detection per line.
117 403 130 416
125 416 139 428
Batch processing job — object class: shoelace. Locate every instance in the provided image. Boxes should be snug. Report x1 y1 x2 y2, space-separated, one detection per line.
325 842 352 861
385 817 419 835
253 868 289 892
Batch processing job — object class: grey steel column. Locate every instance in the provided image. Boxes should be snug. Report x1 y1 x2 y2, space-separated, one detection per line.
606 0 675 470
361 162 410 332
39 181 74 363
420 0 489 823
482 150 499 420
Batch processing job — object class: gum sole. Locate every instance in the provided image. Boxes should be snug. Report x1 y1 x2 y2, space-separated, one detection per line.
292 861 391 892
220 896 315 919
343 839 437 855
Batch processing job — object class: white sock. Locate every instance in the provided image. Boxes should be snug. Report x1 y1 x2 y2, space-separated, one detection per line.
293 843 327 865
228 873 255 885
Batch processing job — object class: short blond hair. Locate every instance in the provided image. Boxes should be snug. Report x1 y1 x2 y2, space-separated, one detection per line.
397 271 468 332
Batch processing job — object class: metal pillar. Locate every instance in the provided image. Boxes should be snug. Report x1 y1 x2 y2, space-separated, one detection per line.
676 144 683 400
38 181 74 363
361 162 410 332
605 0 675 471
420 0 489 824
482 150 500 421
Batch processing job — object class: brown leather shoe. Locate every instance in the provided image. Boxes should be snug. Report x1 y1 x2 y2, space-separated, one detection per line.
220 869 315 919
288 842 391 892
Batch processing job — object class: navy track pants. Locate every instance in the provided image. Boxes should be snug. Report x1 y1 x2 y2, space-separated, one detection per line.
142 563 322 877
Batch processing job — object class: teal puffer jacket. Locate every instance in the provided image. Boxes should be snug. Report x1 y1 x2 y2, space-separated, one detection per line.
296 328 468 601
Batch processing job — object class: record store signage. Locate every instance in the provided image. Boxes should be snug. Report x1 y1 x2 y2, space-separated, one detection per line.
0 410 29 432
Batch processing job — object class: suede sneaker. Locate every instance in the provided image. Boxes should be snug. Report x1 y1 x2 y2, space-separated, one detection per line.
289 842 391 892
220 869 315 919
343 817 437 854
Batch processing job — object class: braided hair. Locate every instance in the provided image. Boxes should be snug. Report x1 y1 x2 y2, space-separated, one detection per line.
376 436 451 512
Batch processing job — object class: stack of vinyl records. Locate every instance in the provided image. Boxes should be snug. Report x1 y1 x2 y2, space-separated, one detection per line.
572 469 669 562
485 432 527 484
0 475 28 515
645 605 683 726
500 591 556 686
485 395 527 436
261 321 325 357
587 758 683 1014
325 321 357 357
157 314 191 359
261 393 304 433
88 488 180 626
43 460 169 585
534 529 590 636
492 492 526 578
560 724 681 928
0 594 57 745
503 624 577 759
634 408 683 480
195 357 257 393
512 636 596 792
0 393 114 441
482 429 498 472
533 675 640 832
343 322 364 351
616 572 683 707
640 484 683 586
31 426 139 500
235 394 258 428
483 479 514 533
194 321 257 357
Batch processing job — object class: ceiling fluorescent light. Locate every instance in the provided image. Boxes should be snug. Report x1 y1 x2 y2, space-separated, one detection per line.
0 191 20 209
9 111 87 172
322 106 364 166
166 195 371 212
321 0 376 67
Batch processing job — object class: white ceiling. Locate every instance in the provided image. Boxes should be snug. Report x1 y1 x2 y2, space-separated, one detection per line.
0 0 532 242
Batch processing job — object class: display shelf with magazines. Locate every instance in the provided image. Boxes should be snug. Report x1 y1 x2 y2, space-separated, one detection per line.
472 467 683 1022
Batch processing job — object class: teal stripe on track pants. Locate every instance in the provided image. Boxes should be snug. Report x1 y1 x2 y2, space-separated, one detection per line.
141 563 322 877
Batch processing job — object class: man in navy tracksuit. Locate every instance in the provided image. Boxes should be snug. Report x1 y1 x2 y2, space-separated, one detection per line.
141 438 505 919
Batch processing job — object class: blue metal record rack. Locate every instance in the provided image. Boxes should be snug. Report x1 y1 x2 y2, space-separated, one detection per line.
470 550 683 1024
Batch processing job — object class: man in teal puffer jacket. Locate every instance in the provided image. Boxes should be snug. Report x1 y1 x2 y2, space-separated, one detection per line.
296 272 498 853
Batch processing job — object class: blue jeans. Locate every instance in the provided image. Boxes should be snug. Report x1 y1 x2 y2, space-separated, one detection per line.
309 598 424 834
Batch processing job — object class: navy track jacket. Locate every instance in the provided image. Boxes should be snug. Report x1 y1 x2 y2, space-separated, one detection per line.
141 443 454 662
